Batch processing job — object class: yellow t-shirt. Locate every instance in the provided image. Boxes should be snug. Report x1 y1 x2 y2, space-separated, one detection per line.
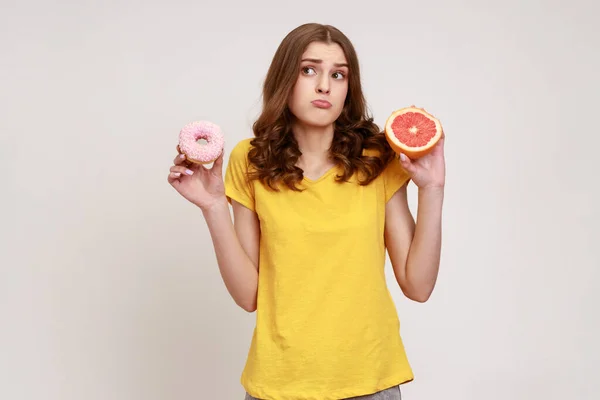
224 138 414 400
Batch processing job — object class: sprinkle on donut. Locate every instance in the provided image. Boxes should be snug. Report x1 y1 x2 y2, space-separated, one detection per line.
178 120 225 164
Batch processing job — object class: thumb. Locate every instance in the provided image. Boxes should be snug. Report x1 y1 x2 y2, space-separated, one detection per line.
212 149 225 176
399 153 416 174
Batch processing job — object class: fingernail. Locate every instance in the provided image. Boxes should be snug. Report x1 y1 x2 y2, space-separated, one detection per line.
179 154 185 159
400 153 406 161
174 172 181 177
185 169 193 175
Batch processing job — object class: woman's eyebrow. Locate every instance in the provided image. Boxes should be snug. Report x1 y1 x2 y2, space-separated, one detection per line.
301 58 349 68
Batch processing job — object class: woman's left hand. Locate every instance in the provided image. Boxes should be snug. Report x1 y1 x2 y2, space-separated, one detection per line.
399 133 446 189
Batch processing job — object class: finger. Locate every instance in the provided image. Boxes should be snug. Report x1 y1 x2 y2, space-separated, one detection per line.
170 165 195 176
399 153 417 174
187 159 207 172
438 130 446 149
432 136 445 156
168 171 182 184
211 150 225 175
173 153 187 165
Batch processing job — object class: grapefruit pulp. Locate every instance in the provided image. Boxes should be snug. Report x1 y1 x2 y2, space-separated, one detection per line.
384 106 443 159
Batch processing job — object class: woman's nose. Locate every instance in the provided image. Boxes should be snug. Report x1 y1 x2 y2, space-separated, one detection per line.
316 77 330 94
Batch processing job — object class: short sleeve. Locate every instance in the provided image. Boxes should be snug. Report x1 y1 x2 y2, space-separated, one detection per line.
382 155 411 202
224 139 255 211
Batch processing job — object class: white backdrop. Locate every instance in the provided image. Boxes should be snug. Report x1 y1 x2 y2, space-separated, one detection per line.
2 1 599 399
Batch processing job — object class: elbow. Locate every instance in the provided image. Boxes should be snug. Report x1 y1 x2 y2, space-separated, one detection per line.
403 283 435 303
237 297 257 313
398 264 439 303
409 291 432 303
241 303 257 313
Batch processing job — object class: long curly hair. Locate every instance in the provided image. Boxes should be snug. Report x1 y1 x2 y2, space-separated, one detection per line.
247 23 396 191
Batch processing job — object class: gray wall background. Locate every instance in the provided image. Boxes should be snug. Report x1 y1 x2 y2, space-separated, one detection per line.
2 1 598 399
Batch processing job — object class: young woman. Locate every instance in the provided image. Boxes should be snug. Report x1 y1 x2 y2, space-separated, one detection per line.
168 23 445 400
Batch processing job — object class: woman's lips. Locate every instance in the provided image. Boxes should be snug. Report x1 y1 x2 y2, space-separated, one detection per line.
311 100 332 109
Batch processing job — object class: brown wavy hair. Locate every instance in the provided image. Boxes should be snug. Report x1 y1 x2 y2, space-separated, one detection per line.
247 23 396 191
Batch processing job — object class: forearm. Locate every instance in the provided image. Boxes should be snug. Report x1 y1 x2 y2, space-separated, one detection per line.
202 200 259 312
405 186 444 301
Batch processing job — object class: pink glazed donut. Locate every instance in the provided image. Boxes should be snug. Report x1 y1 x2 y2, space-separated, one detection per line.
178 120 225 164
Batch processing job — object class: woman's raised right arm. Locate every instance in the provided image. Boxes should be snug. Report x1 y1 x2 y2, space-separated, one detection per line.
168 149 260 312
201 199 260 312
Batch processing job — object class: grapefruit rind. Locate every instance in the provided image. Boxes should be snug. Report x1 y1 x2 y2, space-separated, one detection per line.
384 106 443 159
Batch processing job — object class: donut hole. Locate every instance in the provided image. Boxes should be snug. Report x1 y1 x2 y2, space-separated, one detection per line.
196 138 208 146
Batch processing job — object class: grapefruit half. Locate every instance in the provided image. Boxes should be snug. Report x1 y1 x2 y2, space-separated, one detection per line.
384 106 443 159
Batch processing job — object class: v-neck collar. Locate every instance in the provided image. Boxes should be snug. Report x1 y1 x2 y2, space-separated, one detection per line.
302 165 339 184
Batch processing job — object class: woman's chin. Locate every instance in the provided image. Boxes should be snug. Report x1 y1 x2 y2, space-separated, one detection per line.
294 114 340 129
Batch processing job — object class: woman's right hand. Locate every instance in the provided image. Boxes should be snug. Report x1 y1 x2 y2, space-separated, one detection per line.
167 146 227 211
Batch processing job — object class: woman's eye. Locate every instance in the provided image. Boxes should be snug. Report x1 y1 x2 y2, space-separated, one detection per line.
333 72 345 79
302 67 316 75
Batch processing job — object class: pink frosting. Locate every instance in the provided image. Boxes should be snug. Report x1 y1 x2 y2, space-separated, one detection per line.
178 120 225 163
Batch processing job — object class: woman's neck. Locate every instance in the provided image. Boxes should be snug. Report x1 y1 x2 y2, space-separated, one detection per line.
292 122 334 157
291 122 336 176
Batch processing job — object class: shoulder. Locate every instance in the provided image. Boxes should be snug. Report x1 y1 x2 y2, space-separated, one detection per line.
224 137 255 177
229 137 254 160
226 138 257 173
361 147 401 179
361 146 394 164
361 147 380 158
224 138 257 209
361 147 410 197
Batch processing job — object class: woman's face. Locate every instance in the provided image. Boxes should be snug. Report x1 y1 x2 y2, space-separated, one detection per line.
288 41 349 129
